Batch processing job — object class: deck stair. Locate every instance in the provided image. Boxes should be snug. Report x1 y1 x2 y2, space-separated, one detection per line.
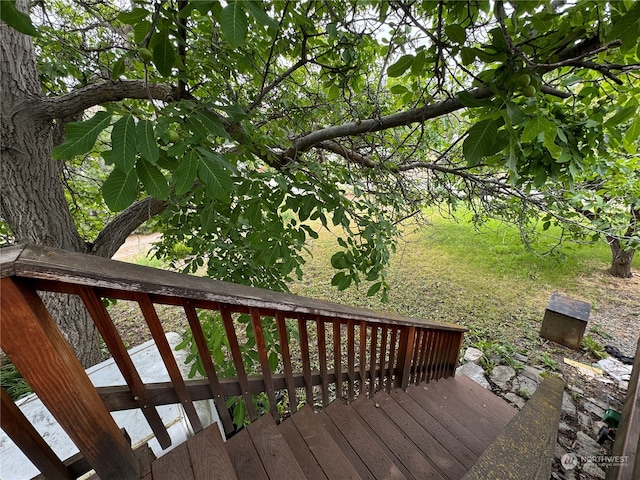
148 375 517 480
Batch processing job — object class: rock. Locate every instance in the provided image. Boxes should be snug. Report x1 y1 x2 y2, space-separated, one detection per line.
581 462 606 479
558 421 571 433
456 362 491 389
514 375 539 397
513 353 529 363
562 392 577 416
568 385 584 396
489 365 516 390
575 431 602 458
578 412 591 429
583 400 605 419
521 365 545 384
503 392 526 409
463 347 483 364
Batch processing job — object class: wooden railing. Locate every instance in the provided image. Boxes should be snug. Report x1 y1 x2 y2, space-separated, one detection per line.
0 244 466 480
606 338 640 480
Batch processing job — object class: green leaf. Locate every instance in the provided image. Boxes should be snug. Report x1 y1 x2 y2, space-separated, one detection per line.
244 0 278 29
133 20 150 45
102 168 138 211
136 159 169 199
608 2 640 52
52 112 112 159
390 85 408 95
111 57 126 80
387 54 415 78
198 153 233 200
0 0 38 36
445 24 466 44
463 120 498 167
137 120 159 164
521 117 556 143
458 91 493 108
367 282 382 297
331 271 352 290
111 116 138 172
330 252 349 269
460 47 476 66
174 150 199 195
221 1 248 48
117 7 149 25
194 111 231 139
624 117 640 153
152 35 175 77
605 103 638 127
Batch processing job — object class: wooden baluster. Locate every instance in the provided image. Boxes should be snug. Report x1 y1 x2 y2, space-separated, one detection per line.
396 326 416 389
297 316 314 405
183 301 234 435
426 331 439 382
410 329 422 385
442 332 458 379
1 388 72 480
432 331 446 381
333 319 343 399
316 318 329 406
358 322 367 396
450 331 465 377
386 327 398 392
2 278 139 480
250 309 278 419
276 312 298 411
347 321 355 401
440 332 454 380
219 305 256 421
75 286 171 449
137 294 203 433
417 329 430 385
418 330 433 384
368 326 378 397
378 325 388 392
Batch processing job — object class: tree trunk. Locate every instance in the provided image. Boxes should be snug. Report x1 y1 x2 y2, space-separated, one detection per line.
1 8 101 367
608 237 635 278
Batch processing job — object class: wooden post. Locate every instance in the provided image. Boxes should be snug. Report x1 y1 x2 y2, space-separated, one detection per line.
0 278 139 480
396 326 415 389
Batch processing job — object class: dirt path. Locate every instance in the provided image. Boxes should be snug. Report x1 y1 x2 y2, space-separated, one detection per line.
112 232 162 261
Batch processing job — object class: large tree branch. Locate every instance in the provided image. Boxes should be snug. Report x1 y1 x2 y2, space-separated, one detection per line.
90 196 167 258
282 85 495 162
25 80 178 121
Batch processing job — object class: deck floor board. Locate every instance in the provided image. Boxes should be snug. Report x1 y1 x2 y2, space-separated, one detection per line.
144 375 522 480
323 401 407 480
226 428 269 480
290 404 362 480
374 390 467 480
351 396 447 480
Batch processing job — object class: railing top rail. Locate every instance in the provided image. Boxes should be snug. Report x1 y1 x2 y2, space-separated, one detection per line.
1 244 466 332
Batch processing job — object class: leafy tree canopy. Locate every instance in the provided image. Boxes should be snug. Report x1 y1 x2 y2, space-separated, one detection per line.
3 0 640 296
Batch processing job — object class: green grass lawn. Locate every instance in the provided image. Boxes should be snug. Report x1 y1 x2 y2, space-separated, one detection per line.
288 209 638 359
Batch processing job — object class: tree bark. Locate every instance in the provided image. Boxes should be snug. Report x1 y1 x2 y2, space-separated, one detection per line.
1 10 100 367
608 237 635 278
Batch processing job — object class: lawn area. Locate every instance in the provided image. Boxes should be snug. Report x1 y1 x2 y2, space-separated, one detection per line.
288 210 639 358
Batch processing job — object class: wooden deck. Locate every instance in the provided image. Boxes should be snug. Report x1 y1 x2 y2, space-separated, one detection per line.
146 375 517 480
